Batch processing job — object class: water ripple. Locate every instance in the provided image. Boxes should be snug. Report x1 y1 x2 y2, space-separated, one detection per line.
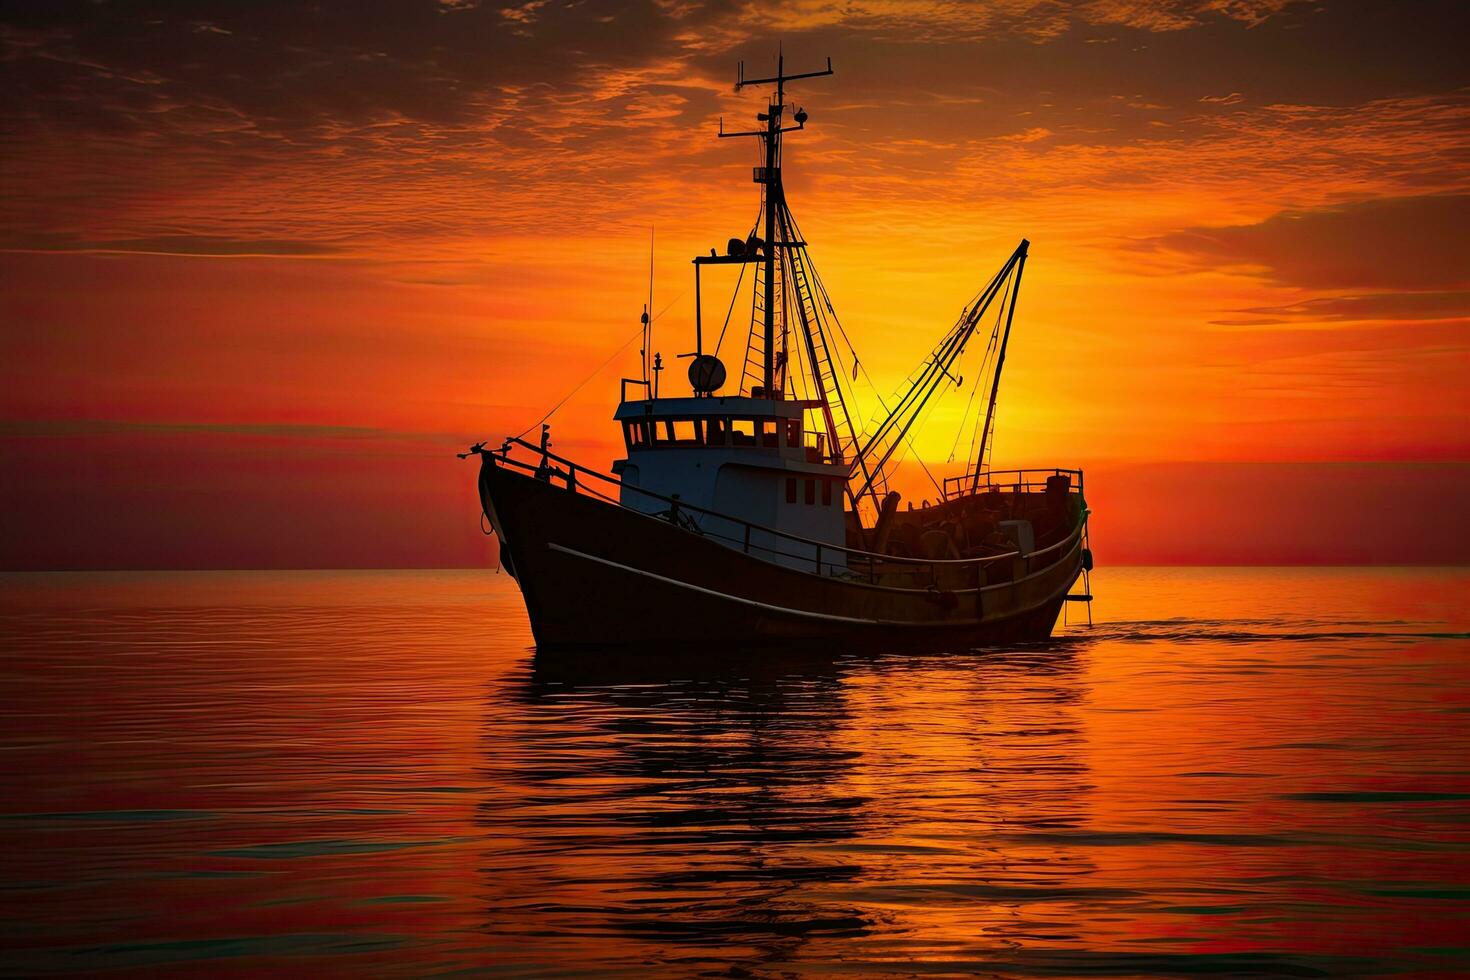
0 567 1465 977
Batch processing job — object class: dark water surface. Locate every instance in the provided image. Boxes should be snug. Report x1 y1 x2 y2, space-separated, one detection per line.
1 568 1466 977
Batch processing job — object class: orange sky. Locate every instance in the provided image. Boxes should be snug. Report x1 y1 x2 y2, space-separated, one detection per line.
1 1 1467 568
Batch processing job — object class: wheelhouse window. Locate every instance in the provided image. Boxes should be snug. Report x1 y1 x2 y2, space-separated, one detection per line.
759 419 779 448
670 419 697 445
805 431 826 463
631 416 789 449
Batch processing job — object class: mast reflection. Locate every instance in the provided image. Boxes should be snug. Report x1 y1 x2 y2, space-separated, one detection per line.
476 643 1093 972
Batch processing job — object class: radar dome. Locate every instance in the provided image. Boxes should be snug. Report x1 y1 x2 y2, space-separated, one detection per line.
688 354 727 394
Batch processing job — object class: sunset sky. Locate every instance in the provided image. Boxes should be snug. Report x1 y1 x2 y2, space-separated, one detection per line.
2 0 1466 568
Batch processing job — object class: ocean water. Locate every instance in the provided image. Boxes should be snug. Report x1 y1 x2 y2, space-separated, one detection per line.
0 567 1466 977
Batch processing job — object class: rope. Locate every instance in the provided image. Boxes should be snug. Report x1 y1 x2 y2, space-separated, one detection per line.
714 205 764 358
955 272 1011 468
513 322 645 440
781 208 944 500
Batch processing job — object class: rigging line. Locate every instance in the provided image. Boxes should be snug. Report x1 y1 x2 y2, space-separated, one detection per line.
782 208 952 502
781 240 794 393
783 209 943 495
645 226 654 383
782 228 888 516
971 245 1028 494
785 209 935 430
946 341 989 463
857 317 966 459
957 274 1011 467
983 405 997 470
850 251 1020 501
878 413 948 500
961 346 995 469
781 235 820 411
787 205 915 384
964 275 1012 469
514 323 645 440
954 314 1001 476
781 209 891 412
782 249 810 402
651 291 685 325
781 212 865 492
854 342 955 498
888 338 970 471
783 209 858 386
962 334 1000 461
713 205 763 359
712 256 749 360
790 239 858 442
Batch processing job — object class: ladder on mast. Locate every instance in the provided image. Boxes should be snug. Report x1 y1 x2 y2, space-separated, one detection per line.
780 210 885 516
785 226 842 451
740 242 787 395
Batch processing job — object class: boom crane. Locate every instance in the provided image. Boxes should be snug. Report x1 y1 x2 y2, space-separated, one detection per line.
847 240 1029 507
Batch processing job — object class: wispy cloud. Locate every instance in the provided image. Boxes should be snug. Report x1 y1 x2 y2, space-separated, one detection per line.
1218 291 1470 324
1141 194 1470 290
0 418 475 444
1 233 342 257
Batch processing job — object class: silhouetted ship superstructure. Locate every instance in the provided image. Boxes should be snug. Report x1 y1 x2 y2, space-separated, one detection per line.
465 55 1094 651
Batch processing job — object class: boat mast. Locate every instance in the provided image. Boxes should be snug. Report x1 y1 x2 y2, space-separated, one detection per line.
723 54 832 399
846 240 1028 507
719 55 888 524
970 240 1028 493
762 59 780 396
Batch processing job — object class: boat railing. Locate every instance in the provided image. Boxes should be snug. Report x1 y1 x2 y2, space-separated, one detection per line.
486 436 1086 585
619 377 652 402
942 466 1085 501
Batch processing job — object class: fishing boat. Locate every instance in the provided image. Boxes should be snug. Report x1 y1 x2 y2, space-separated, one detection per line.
464 55 1094 652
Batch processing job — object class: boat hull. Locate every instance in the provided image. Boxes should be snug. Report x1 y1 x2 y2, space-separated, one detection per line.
479 456 1083 652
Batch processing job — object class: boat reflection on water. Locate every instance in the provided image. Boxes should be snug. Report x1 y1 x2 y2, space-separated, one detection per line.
478 643 1095 971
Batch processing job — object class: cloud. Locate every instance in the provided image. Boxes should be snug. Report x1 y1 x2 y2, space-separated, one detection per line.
710 0 1303 42
996 127 1055 143
1217 290 1470 324
0 418 468 443
0 232 341 257
1143 194 1470 291
3 0 1454 145
2 0 1466 256
0 1 695 133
